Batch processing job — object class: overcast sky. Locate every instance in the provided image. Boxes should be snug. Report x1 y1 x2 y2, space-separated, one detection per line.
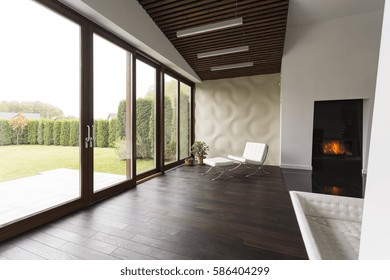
0 0 155 119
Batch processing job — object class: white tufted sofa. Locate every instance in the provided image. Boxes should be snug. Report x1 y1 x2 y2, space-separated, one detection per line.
289 191 364 260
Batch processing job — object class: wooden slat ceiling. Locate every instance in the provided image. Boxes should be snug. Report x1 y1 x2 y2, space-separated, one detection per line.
137 0 289 81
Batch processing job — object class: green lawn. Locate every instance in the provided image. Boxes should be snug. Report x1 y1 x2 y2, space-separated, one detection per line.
0 145 154 182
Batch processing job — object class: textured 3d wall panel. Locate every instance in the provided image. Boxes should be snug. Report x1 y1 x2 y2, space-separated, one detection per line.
195 73 281 165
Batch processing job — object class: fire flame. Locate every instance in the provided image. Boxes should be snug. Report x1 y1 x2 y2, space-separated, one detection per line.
323 185 343 195
322 141 345 155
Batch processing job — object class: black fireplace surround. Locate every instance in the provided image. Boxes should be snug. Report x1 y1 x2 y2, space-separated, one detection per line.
311 99 363 197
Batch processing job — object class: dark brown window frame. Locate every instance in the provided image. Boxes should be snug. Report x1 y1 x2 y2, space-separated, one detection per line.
0 0 194 243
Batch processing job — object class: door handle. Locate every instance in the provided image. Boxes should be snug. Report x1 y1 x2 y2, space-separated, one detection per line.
90 125 94 148
85 125 91 148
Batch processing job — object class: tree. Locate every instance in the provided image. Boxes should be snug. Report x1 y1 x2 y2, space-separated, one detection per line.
136 98 152 158
117 100 126 139
9 113 28 145
43 120 54 145
53 121 62 145
27 120 39 145
96 120 109 148
0 120 13 146
37 120 44 145
109 118 118 147
69 120 79 146
60 120 70 146
0 101 63 119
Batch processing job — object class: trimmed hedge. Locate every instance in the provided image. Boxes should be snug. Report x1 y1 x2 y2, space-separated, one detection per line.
0 94 186 162
37 120 44 145
69 120 79 147
136 98 153 158
43 120 54 145
53 121 61 145
96 119 109 148
108 118 118 148
0 119 13 146
60 120 70 146
28 120 39 145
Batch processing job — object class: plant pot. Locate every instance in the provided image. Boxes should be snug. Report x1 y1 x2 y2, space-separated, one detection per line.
197 156 204 165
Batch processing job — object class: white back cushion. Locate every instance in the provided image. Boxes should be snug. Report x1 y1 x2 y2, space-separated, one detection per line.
295 191 364 223
242 142 268 163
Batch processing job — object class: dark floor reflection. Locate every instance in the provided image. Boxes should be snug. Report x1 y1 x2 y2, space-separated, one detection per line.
282 167 365 198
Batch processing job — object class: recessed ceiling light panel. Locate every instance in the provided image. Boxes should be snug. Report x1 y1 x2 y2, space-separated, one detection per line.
211 62 254 71
177 17 243 38
197 46 249 59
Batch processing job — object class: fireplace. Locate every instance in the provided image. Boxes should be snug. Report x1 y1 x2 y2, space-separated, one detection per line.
311 99 363 197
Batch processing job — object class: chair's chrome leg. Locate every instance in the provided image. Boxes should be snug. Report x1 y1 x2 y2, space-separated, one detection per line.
245 164 268 178
242 163 251 169
212 166 234 181
202 166 214 176
261 168 270 175
229 162 242 171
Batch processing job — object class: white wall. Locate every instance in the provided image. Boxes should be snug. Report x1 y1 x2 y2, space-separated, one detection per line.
280 10 383 170
359 1 390 259
59 0 200 83
195 74 280 166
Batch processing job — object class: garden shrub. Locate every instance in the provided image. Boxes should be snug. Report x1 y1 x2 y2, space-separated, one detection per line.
117 100 126 140
0 119 13 146
60 120 70 146
69 120 79 147
96 119 109 148
136 98 152 158
115 138 128 160
44 120 54 145
53 121 61 145
27 120 39 145
109 118 118 148
37 120 44 145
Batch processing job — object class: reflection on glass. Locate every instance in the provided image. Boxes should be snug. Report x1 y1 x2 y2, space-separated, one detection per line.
93 34 131 193
180 82 191 159
164 75 178 164
136 60 156 174
0 0 80 226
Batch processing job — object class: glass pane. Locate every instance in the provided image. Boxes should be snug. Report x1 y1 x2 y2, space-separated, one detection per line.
0 1 80 226
93 34 131 192
164 75 178 164
136 60 156 174
180 82 191 159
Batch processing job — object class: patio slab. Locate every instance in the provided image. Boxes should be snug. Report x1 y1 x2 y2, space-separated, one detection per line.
0 169 126 227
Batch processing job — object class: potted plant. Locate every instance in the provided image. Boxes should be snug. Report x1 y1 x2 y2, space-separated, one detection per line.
184 157 194 166
191 141 209 165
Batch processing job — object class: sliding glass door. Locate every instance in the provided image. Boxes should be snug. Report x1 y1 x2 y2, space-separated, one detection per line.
164 75 178 164
0 0 193 242
0 0 81 226
93 34 132 193
136 59 157 175
179 82 191 159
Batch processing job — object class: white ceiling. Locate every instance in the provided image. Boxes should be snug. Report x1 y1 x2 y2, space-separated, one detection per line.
288 0 385 26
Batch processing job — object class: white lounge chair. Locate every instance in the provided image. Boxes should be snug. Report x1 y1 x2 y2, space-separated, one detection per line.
228 142 269 178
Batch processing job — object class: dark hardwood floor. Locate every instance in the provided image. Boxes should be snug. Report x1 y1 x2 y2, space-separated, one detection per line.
0 165 308 260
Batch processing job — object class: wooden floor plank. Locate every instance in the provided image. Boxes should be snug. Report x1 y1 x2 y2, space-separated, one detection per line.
111 247 156 260
0 165 307 260
41 226 118 255
12 239 80 260
92 232 188 260
0 244 44 260
57 242 119 260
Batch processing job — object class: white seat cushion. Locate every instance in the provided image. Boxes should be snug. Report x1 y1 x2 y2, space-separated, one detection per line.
306 216 361 260
290 191 363 260
227 155 245 162
203 157 234 167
